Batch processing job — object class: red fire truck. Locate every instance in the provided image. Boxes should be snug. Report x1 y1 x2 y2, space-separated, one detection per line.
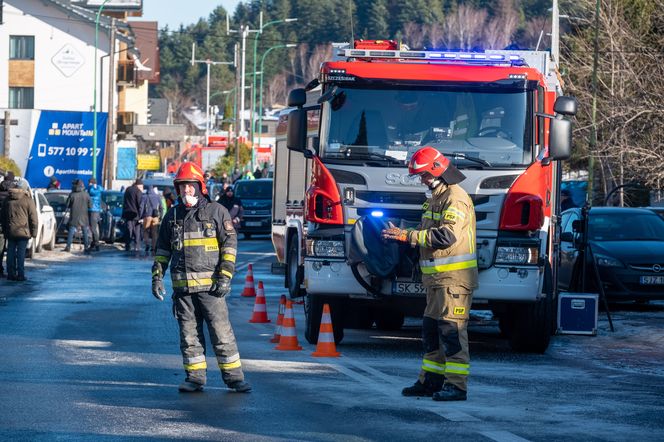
271 40 576 352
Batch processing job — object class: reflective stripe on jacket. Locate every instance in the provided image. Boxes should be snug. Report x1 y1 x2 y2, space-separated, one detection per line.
153 198 237 294
409 183 478 289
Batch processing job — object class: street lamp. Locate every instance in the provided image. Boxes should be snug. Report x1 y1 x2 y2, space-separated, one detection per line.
257 44 296 154
92 0 111 181
250 15 297 161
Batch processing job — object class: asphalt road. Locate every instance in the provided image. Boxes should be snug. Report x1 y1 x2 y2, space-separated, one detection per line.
1 237 663 441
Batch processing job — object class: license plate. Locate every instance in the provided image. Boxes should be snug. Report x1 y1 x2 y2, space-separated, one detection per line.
640 275 664 285
245 221 262 227
392 281 426 295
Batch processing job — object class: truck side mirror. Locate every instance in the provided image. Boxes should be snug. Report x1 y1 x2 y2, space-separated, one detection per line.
548 117 572 160
554 96 577 116
287 108 307 152
288 88 306 107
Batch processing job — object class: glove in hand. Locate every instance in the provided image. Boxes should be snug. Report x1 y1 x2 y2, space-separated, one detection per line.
381 221 410 243
152 277 165 301
211 277 232 298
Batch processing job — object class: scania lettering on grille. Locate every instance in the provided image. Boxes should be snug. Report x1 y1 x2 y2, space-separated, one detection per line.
385 172 421 186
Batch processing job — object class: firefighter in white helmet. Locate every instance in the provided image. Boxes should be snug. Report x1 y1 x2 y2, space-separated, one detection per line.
151 162 251 393
382 146 478 401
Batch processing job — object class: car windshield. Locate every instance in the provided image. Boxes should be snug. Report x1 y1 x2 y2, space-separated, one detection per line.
589 213 664 241
44 193 69 211
102 192 124 210
234 181 272 199
320 85 531 168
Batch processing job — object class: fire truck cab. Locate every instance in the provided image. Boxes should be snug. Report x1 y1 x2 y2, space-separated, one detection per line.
272 40 576 352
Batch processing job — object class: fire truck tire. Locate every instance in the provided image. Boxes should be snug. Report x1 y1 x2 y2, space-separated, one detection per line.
374 310 405 331
508 296 552 353
287 236 304 298
304 294 344 345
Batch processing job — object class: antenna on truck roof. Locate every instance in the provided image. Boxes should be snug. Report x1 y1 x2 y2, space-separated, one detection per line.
348 0 355 48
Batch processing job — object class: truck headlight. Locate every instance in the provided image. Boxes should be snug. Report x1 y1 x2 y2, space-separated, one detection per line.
306 240 345 258
594 253 623 268
495 245 539 265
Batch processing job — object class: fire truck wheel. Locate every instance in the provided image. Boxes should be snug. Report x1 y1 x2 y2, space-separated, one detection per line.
304 294 344 345
287 236 304 298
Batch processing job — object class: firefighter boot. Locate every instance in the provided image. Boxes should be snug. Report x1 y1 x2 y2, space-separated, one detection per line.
432 383 467 402
227 380 252 393
402 373 443 397
178 380 204 393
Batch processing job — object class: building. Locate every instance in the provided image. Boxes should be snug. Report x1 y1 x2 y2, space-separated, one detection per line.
0 0 157 189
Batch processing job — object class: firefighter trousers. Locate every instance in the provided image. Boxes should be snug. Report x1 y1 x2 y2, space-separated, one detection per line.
173 292 245 386
418 286 473 391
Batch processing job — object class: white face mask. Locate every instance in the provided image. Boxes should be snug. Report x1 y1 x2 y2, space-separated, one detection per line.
183 194 199 207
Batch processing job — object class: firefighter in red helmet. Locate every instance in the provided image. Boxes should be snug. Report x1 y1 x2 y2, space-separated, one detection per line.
151 162 251 393
382 146 478 401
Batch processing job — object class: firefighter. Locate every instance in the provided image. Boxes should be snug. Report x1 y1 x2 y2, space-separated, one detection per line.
151 162 251 393
382 146 478 401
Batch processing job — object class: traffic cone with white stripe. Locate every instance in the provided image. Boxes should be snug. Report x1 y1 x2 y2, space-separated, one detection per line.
275 300 302 351
311 303 341 357
241 264 256 297
249 281 271 323
270 295 287 343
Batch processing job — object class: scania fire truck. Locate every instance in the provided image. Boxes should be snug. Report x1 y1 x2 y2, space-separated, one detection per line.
271 40 576 352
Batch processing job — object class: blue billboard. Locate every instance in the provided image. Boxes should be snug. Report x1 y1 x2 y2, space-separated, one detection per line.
25 110 108 189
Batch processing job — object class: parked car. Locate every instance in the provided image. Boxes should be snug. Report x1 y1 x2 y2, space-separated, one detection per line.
233 178 273 239
101 190 127 244
27 188 57 257
558 207 664 301
647 206 664 220
44 189 71 241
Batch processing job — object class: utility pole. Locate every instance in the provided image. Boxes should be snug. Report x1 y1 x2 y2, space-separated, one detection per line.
551 0 560 67
191 43 234 148
104 18 116 189
588 0 601 204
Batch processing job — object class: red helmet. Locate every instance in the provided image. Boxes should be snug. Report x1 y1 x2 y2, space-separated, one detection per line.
173 162 208 195
408 146 466 184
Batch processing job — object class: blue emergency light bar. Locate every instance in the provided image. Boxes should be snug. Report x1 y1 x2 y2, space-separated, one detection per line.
370 210 384 218
340 48 525 66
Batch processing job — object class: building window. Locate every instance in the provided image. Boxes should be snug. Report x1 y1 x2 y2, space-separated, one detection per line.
9 36 35 60
9 87 34 109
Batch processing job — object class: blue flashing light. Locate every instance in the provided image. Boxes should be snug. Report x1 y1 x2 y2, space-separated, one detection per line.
370 210 384 218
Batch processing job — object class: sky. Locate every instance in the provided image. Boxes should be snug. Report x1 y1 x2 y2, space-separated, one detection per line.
141 0 241 30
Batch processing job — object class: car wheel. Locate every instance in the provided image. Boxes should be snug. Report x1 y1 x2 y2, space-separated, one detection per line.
287 236 304 298
35 229 43 253
304 294 345 345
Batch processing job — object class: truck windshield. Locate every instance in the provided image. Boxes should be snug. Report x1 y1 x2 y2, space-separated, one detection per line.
320 85 532 168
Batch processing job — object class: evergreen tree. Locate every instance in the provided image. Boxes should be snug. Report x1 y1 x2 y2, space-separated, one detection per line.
367 0 390 39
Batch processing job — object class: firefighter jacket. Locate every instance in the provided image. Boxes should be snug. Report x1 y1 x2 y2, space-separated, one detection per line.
153 198 237 294
408 183 478 289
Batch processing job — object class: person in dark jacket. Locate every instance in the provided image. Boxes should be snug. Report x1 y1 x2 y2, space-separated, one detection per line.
0 180 38 281
64 181 92 253
216 186 243 230
87 177 104 252
0 177 14 277
151 162 250 393
47 176 61 190
122 179 144 252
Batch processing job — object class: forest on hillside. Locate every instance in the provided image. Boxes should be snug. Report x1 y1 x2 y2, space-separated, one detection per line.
155 0 664 198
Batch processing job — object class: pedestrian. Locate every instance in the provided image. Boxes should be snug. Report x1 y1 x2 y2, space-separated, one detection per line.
47 176 61 190
0 176 18 277
560 188 577 211
87 177 104 252
64 180 91 253
0 179 38 281
0 171 16 192
253 165 262 179
151 161 251 394
122 178 144 253
217 185 243 230
382 146 478 402
241 167 255 180
140 185 162 255
163 188 177 209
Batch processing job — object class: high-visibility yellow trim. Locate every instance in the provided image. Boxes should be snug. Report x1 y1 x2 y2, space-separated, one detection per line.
184 238 218 247
422 358 446 374
220 269 233 279
445 206 466 218
445 362 469 375
184 361 207 371
420 259 477 274
155 256 169 264
418 230 427 247
423 211 442 221
173 278 213 288
222 253 236 262
219 360 242 370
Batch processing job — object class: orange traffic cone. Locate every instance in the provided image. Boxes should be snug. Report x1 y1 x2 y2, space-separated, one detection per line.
241 264 256 297
312 303 341 357
270 295 287 343
275 300 302 351
249 281 271 323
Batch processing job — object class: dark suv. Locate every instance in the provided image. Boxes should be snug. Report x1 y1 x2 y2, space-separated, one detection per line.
234 178 273 239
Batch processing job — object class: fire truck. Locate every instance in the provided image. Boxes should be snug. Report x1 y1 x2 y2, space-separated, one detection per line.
271 40 576 352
